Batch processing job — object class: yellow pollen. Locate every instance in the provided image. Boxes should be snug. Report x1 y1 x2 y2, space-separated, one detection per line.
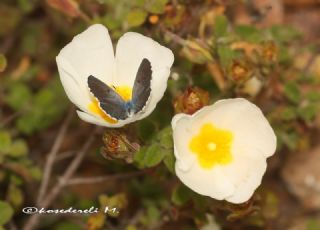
114 85 132 102
207 142 217 151
189 123 233 169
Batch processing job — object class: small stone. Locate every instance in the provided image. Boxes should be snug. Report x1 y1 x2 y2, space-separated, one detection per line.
281 146 320 210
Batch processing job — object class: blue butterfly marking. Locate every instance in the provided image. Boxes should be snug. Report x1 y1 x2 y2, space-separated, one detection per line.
87 58 152 120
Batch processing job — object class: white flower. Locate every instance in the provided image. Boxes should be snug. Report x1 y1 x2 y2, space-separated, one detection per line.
172 98 276 204
56 24 174 127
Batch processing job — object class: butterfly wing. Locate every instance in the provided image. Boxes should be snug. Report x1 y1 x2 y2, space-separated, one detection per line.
87 75 129 120
131 58 152 113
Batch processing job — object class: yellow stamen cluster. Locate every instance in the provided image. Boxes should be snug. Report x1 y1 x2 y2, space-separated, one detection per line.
189 123 233 169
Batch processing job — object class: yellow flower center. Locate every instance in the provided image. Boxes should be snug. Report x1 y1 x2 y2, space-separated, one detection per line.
189 123 233 169
88 85 132 124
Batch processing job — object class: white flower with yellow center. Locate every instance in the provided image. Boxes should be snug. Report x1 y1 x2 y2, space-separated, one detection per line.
56 24 174 127
172 98 276 204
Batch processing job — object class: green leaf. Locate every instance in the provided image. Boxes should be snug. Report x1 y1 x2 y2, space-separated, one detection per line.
171 184 192 206
158 126 173 148
270 25 301 43
278 45 292 64
8 184 24 208
277 130 299 151
126 9 147 27
29 166 42 181
18 0 35 13
145 0 168 14
142 144 166 167
217 45 238 67
0 201 14 225
5 83 32 111
234 25 262 42
298 104 318 123
284 82 300 104
280 107 297 121
163 153 175 173
146 204 160 222
135 126 173 168
0 130 11 153
16 78 68 134
55 222 82 230
307 218 320 230
8 139 28 158
0 5 21 36
0 54 7 72
214 15 228 37
307 92 320 102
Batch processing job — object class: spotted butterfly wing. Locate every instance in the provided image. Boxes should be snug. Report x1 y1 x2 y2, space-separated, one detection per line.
132 58 152 113
87 75 128 120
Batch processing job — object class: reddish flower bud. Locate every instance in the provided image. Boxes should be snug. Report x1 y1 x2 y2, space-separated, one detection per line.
174 87 210 115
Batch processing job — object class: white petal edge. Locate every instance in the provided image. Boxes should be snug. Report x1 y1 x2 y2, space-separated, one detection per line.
56 56 91 112
115 32 174 121
222 150 267 203
57 24 115 86
225 157 267 203
175 162 235 200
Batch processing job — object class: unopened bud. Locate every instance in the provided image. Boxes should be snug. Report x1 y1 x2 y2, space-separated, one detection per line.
174 87 210 115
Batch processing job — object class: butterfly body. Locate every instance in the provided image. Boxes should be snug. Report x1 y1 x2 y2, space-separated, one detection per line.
88 58 152 121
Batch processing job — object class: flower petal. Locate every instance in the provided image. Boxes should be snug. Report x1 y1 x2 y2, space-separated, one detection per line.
57 24 115 86
175 162 235 200
115 32 174 119
172 113 197 171
56 57 91 111
225 159 266 203
222 150 267 203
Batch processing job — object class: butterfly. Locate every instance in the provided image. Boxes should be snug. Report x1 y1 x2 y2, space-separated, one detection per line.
88 58 152 120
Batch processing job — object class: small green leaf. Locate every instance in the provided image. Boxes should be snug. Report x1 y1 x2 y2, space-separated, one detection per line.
146 204 160 222
0 5 21 36
0 131 11 153
145 0 168 14
284 82 300 104
298 104 318 123
171 184 192 206
0 54 7 72
234 25 262 42
163 153 175 173
55 222 82 230
29 166 42 181
5 83 32 111
0 201 14 225
307 218 320 230
8 184 24 208
217 45 238 67
143 144 166 167
214 15 228 37
280 107 297 121
158 126 173 148
126 9 147 27
8 139 28 157
307 92 320 102
270 25 301 43
135 126 173 168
